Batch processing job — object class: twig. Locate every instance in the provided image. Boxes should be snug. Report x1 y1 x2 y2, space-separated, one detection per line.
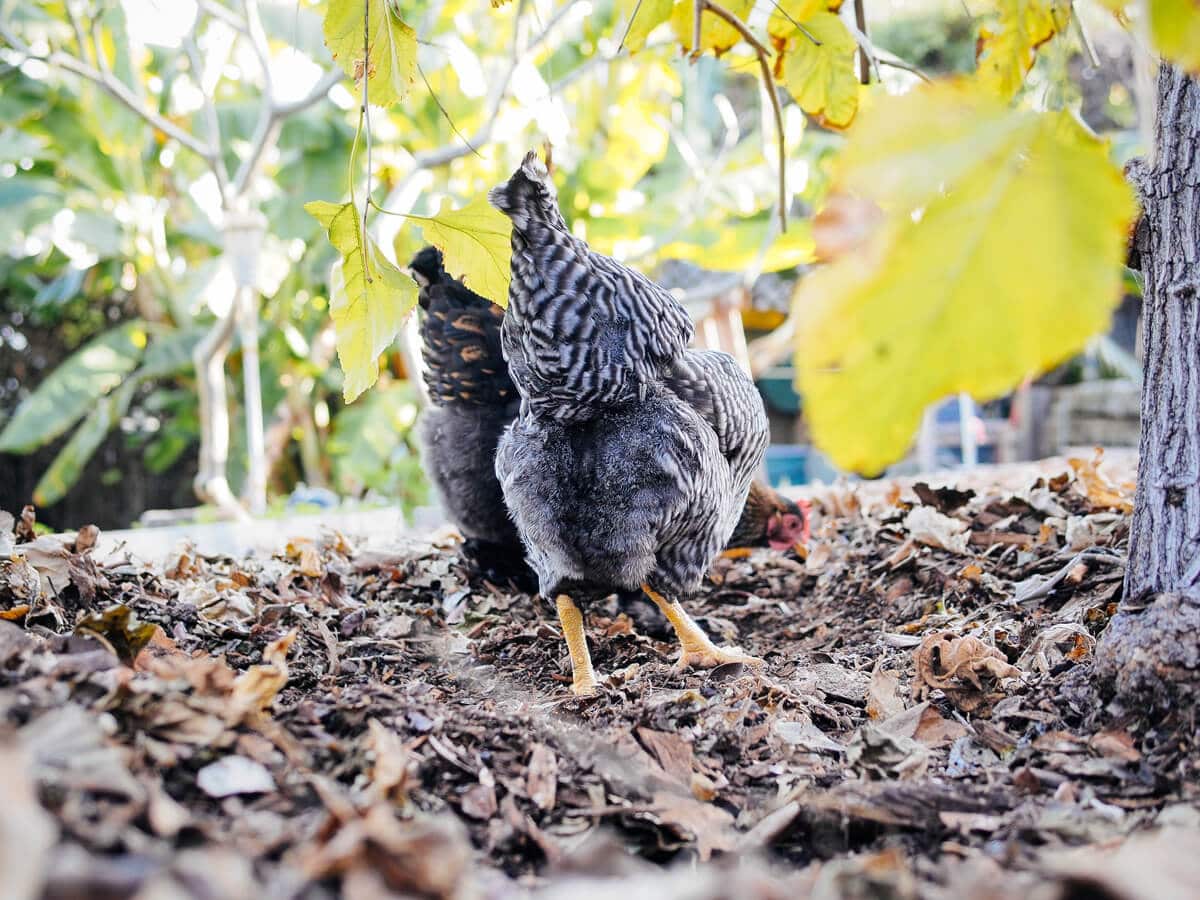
853 0 870 84
692 0 702 57
877 54 933 84
417 62 480 159
1014 547 1124 604
184 34 231 204
767 0 821 46
362 0 371 279
699 0 787 231
618 0 647 51
0 20 215 161
1071 2 1100 70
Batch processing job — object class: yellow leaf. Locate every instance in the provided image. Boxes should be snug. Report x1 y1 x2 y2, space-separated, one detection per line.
621 0 674 51
306 201 418 402
416 195 513 307
1148 0 1200 73
975 0 1070 99
767 0 828 40
323 0 416 107
795 81 1137 475
780 13 859 129
671 0 754 56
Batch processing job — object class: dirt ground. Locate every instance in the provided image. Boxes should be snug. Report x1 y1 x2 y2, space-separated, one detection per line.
2 450 1198 900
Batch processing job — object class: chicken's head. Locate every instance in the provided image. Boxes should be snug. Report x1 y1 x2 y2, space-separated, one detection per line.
766 498 811 550
488 150 566 232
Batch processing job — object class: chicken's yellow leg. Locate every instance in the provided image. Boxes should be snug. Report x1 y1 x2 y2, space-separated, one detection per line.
555 594 600 697
642 585 764 671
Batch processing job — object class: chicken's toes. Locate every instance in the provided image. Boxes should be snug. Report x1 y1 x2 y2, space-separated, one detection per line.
675 647 764 671
569 676 603 698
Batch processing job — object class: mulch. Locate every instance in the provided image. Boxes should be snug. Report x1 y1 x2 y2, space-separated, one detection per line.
2 450 1197 900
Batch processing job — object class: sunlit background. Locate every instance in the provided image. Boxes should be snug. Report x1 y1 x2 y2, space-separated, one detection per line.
0 0 1147 536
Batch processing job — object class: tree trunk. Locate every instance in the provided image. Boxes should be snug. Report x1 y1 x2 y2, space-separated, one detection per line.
1096 63 1200 701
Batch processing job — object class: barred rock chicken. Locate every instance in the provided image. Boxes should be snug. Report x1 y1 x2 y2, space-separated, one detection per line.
411 246 809 596
488 151 776 696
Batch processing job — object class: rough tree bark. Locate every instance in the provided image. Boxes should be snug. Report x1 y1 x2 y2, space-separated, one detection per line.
1096 63 1200 701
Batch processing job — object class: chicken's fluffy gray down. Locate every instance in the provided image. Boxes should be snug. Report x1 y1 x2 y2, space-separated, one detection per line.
489 151 770 600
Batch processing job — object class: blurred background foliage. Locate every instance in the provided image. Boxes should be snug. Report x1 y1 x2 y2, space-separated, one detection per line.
0 0 1148 529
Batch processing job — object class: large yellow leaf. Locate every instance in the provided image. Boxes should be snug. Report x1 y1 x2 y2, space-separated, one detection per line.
780 13 859 129
621 0 674 51
975 0 1070 99
1148 0 1200 73
795 82 1137 475
671 0 754 56
323 0 416 107
414 195 512 307
306 201 418 402
661 224 815 272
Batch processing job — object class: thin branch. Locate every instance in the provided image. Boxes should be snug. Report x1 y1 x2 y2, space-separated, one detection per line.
273 66 344 116
362 0 372 278
692 0 702 57
617 0 647 51
847 22 883 84
877 54 932 84
767 0 821 46
853 0 870 84
699 0 787 231
198 0 248 33
241 0 273 97
1071 2 1100 70
0 20 216 161
185 34 231 203
418 62 480 159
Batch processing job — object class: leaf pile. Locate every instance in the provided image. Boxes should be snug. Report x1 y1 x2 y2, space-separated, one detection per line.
2 452 1199 897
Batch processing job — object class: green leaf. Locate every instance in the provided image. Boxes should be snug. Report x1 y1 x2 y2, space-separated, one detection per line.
976 0 1070 99
323 0 416 107
621 0 674 52
0 322 146 454
781 13 860 129
1148 0 1200 74
795 81 1137 475
416 195 513 306
33 380 137 506
671 0 754 56
305 200 418 402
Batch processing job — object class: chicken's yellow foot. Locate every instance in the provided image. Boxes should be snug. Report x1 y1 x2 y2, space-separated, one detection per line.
555 594 600 696
641 584 765 671
718 548 753 560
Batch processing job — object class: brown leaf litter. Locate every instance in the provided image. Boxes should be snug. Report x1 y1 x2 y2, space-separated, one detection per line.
1 452 1198 898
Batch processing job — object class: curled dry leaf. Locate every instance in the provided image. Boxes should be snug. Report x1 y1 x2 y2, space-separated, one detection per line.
526 743 558 811
366 719 415 803
913 632 1020 712
197 754 277 798
1068 448 1135 513
286 538 325 578
75 604 157 667
903 506 970 554
231 630 297 718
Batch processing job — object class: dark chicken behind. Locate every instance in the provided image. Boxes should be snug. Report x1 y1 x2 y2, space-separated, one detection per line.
411 245 809 596
410 246 530 589
488 151 775 696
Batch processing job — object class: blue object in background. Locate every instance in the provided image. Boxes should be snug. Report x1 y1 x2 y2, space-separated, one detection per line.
765 445 808 487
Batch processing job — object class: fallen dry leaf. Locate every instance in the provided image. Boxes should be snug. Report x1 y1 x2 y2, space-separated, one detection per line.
75 604 157 667
904 506 970 554
526 743 558 811
913 632 1020 712
866 667 906 720
367 719 416 803
230 630 297 719
197 754 277 798
1068 448 1135 513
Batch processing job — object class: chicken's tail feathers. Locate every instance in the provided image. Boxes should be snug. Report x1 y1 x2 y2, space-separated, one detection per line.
409 246 448 304
488 150 563 231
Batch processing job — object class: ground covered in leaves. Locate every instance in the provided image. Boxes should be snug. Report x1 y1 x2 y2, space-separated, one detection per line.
2 451 1198 899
